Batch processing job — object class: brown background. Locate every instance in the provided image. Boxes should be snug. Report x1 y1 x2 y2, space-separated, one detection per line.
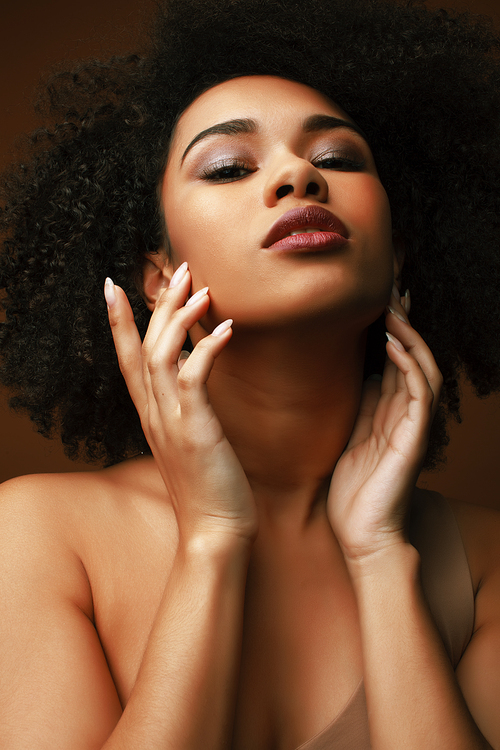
1 0 499 508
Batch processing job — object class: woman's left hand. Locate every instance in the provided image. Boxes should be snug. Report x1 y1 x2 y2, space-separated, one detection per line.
327 289 443 563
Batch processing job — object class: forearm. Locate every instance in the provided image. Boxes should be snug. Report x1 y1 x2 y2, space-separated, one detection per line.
103 533 251 750
349 543 492 750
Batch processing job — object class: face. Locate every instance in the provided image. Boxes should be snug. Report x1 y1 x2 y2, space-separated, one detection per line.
161 76 397 335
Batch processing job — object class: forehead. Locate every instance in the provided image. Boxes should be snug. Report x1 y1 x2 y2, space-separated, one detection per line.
171 75 353 148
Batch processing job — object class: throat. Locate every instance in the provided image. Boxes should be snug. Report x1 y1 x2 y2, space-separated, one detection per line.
200 326 366 522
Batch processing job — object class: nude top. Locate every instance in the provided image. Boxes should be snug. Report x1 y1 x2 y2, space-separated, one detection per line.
295 489 475 750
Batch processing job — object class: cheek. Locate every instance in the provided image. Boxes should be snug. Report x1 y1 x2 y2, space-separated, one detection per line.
346 175 392 238
161 180 233 269
344 176 395 302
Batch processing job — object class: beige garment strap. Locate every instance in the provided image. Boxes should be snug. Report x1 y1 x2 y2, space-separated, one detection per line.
409 488 475 667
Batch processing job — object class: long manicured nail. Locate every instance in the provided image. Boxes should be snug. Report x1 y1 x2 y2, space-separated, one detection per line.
403 289 411 314
177 350 190 370
212 319 233 336
387 305 407 324
185 286 209 306
104 277 116 308
386 332 405 351
392 283 400 300
169 261 188 288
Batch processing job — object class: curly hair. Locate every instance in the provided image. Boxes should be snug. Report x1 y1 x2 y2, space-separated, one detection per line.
1 0 499 468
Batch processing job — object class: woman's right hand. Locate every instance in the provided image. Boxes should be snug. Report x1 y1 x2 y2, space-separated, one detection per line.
105 262 257 545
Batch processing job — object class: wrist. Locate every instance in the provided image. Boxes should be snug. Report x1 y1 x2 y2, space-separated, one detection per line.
177 526 255 564
345 539 420 587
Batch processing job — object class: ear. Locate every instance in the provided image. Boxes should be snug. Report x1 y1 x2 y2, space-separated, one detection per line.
392 231 405 290
142 250 173 311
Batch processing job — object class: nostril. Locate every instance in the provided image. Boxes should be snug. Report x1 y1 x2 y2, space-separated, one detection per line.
307 182 320 196
276 184 293 199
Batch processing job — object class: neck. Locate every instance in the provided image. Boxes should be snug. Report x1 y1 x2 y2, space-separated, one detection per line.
202 321 366 528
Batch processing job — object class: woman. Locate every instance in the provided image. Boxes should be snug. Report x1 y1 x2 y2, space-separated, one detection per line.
0 0 499 747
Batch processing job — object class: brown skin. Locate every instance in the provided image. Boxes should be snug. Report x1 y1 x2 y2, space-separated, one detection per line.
0 77 499 749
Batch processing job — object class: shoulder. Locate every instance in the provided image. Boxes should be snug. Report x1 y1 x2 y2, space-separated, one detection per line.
0 469 134 744
445 495 500 592
442 495 500 653
0 454 171 526
0 470 109 619
411 487 500 591
440 497 500 747
0 456 174 584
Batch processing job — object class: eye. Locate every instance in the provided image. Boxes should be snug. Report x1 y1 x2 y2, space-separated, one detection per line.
201 159 255 182
313 150 365 172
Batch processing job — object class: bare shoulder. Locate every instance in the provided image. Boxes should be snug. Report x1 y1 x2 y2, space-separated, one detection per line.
445 501 500 747
445 496 500 588
0 457 174 745
0 454 176 578
0 470 97 616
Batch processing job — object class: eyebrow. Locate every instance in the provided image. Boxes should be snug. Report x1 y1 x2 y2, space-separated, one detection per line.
180 114 368 164
302 114 368 142
181 119 257 163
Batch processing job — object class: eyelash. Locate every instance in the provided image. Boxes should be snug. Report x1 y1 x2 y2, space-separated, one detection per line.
313 154 365 171
202 160 254 182
201 152 365 183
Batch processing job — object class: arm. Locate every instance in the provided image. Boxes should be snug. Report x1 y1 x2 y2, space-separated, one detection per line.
104 532 251 750
0 477 251 750
0 477 123 749
0 264 257 748
349 542 494 750
328 290 498 749
103 265 257 749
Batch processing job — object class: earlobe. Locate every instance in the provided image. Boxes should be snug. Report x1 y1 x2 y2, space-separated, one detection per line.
142 250 172 311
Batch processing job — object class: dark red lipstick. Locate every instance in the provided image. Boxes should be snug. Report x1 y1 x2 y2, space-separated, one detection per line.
264 205 349 252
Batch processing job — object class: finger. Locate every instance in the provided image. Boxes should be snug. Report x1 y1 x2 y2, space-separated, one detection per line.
145 288 211 407
384 332 437 421
177 350 191 371
385 310 442 409
142 263 192 352
402 288 411 315
380 348 398 396
175 319 233 423
105 278 147 414
389 284 410 323
345 377 381 448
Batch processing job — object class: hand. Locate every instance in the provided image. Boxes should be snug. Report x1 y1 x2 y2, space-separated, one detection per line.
105 263 257 545
327 289 442 563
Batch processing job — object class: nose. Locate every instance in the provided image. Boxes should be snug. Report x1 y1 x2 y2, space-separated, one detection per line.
263 153 329 206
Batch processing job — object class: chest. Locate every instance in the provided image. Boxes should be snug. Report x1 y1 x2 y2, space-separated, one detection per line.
88 518 362 750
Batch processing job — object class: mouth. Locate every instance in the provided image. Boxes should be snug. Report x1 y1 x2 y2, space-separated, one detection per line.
264 205 349 252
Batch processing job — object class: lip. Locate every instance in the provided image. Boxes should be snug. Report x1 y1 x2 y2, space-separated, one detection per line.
264 205 349 251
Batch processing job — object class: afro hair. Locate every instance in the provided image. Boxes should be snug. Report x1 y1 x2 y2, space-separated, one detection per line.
1 0 500 467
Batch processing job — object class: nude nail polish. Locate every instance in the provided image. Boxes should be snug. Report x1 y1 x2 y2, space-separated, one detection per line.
185 286 209 306
104 277 116 308
212 319 233 336
169 261 188 288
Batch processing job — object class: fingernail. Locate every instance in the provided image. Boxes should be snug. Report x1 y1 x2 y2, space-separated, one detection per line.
185 286 209 306
177 350 190 370
104 277 116 308
212 319 233 336
392 282 400 300
386 305 407 324
403 289 411 314
169 261 188 288
386 332 405 351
